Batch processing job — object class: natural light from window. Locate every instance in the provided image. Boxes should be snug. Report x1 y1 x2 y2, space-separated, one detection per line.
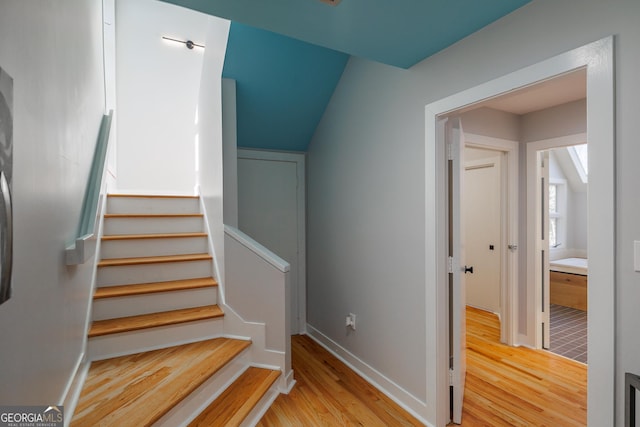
549 183 558 248
568 144 588 183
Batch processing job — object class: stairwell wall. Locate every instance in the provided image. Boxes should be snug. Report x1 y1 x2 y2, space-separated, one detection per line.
114 0 209 194
0 0 105 405
196 17 230 287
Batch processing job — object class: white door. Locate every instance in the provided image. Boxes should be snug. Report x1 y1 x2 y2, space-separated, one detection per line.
237 151 306 334
536 151 551 349
464 153 502 314
449 118 467 424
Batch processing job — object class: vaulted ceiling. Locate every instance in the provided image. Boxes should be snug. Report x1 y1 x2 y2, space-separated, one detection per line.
161 0 531 150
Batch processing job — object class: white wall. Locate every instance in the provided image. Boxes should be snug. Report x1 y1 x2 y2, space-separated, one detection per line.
196 17 230 286
0 0 105 404
308 0 640 423
222 78 238 227
115 0 209 194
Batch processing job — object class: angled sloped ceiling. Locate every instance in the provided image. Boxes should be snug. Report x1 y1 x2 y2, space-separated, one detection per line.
161 0 531 151
222 23 348 151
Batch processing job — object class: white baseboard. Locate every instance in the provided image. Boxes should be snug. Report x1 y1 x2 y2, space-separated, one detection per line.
305 324 430 426
517 333 535 349
61 356 90 427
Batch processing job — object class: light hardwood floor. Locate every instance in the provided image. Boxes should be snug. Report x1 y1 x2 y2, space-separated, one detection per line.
257 334 424 426
455 306 586 426
260 308 586 426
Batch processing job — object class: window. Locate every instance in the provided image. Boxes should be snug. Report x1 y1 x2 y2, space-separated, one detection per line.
549 183 558 247
549 180 565 248
568 144 588 183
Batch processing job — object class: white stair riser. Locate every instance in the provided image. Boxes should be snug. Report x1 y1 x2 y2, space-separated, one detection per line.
97 260 213 286
154 352 251 427
87 318 225 361
107 197 200 215
100 237 208 259
92 288 218 321
104 216 204 235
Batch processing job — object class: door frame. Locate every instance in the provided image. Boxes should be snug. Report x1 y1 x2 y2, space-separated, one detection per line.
236 148 307 334
425 37 614 426
464 133 519 346
525 133 587 348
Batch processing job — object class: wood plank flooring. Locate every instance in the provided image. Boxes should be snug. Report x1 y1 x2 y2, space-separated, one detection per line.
257 335 424 426
458 306 586 426
259 308 586 426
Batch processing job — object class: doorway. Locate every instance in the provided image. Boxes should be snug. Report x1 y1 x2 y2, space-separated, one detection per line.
461 134 519 346
529 141 589 363
464 147 503 315
236 149 307 335
426 37 614 426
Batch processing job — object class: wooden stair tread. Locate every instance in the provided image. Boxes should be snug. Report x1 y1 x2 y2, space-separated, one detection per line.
94 277 218 299
104 213 204 218
98 253 212 267
102 232 207 241
108 193 199 199
71 338 251 427
188 367 281 427
88 305 223 337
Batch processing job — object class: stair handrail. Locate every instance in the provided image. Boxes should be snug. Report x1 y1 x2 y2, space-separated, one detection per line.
65 110 114 265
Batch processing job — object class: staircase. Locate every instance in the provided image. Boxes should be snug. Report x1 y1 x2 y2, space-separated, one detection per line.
71 194 281 426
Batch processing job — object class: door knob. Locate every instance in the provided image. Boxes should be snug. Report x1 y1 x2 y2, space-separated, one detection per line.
464 266 474 274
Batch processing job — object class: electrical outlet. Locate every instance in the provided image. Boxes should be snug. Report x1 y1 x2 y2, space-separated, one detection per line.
346 313 356 330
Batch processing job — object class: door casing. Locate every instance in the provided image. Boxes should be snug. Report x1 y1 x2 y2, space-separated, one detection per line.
426 37 614 426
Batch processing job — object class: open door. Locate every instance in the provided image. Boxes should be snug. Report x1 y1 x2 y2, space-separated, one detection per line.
536 151 551 349
449 118 468 424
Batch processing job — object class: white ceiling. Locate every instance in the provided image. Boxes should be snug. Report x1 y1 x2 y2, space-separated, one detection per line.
480 69 587 115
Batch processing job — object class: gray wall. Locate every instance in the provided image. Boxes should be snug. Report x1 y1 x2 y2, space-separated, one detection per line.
521 98 587 142
0 1 105 404
307 0 639 423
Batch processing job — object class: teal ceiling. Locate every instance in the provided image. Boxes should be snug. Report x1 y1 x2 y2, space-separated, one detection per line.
222 23 349 151
160 0 531 151
161 0 530 69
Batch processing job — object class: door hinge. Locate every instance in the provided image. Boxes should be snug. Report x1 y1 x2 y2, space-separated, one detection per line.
449 368 454 386
447 142 454 160
447 256 454 274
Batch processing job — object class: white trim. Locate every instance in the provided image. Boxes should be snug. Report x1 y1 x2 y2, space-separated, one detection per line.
224 225 290 273
236 148 307 334
305 326 432 426
197 187 226 303
426 37 615 427
61 356 90 427
464 132 519 346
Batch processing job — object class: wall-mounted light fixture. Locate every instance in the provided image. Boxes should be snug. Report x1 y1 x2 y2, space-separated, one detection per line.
162 36 205 50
